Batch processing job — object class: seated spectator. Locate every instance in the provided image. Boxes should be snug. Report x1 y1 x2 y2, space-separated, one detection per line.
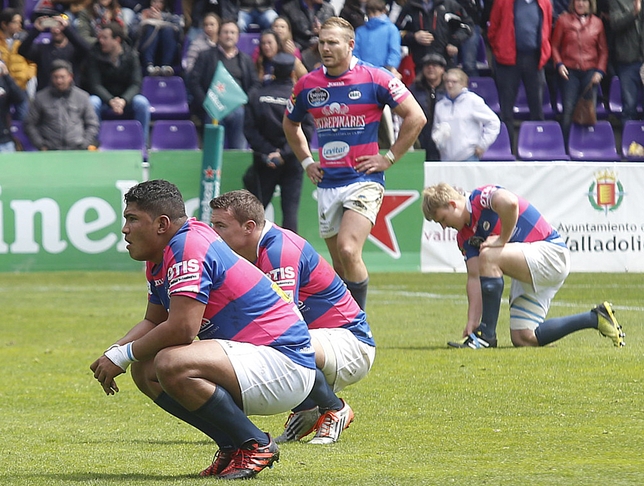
0 61 26 152
0 8 36 120
339 0 367 30
409 53 446 161
75 0 128 46
183 11 219 74
269 16 302 60
280 0 335 71
18 15 91 91
237 0 278 32
24 59 99 150
255 29 307 85
132 0 182 76
432 67 500 161
183 0 237 41
86 22 150 143
187 19 259 148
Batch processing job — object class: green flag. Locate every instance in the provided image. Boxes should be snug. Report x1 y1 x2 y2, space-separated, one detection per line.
203 61 249 122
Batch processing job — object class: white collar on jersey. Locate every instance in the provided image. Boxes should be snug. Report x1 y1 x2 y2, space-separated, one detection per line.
322 55 359 76
256 220 274 258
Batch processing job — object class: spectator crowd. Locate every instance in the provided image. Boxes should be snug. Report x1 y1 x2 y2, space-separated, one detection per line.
0 0 637 159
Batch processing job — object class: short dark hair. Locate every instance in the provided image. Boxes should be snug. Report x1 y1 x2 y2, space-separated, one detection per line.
102 21 125 41
124 180 187 221
209 190 265 228
0 8 20 26
366 0 386 14
50 59 73 75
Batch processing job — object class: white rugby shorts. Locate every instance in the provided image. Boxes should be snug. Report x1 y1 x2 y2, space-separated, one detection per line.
317 182 384 239
310 327 375 392
509 240 570 331
219 340 315 416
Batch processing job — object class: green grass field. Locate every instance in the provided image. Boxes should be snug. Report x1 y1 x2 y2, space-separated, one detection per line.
1 271 642 485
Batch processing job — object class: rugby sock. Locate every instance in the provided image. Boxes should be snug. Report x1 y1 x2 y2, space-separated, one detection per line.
534 311 597 346
479 276 504 339
193 386 269 448
155 392 234 449
345 277 369 310
302 368 343 413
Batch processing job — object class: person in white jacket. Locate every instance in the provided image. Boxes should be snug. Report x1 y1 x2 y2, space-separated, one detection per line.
432 68 500 161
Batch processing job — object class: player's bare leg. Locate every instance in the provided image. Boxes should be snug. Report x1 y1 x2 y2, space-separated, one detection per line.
325 210 372 309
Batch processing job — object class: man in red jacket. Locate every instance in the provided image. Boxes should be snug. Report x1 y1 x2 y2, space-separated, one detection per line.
487 0 552 146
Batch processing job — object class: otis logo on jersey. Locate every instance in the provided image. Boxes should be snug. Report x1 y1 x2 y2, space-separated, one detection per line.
167 258 200 291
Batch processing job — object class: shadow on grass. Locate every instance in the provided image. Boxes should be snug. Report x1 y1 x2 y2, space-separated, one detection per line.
3 473 197 482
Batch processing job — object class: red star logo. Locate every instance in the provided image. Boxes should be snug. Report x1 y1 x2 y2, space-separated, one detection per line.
215 82 226 93
203 166 216 179
368 190 419 259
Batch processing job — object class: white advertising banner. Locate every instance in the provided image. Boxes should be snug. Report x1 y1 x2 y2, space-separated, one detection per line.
421 162 644 272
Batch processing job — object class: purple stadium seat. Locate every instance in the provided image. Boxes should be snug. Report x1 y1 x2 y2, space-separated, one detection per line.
10 121 37 151
568 121 619 161
621 120 644 161
238 33 260 56
469 77 500 113
141 76 190 120
517 121 570 161
514 83 556 120
480 122 515 161
150 120 199 150
98 120 145 151
608 76 644 115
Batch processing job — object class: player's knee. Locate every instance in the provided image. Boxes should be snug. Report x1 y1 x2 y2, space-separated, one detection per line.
153 348 182 390
478 247 500 274
336 240 360 266
510 329 539 347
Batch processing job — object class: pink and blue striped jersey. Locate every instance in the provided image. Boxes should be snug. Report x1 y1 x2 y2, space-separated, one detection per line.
146 218 315 369
256 222 375 347
285 57 410 189
457 185 565 260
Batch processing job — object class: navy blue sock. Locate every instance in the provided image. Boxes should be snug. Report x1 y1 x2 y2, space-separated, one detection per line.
298 368 343 413
345 277 368 310
193 386 268 448
293 397 318 412
479 276 504 338
534 311 597 346
155 392 234 449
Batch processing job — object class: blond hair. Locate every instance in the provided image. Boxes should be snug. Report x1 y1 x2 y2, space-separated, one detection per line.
421 183 463 221
320 16 355 41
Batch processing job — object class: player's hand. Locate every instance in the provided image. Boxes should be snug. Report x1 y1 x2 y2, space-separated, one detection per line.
463 322 477 337
90 355 124 395
305 162 323 184
480 234 505 249
355 153 391 174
